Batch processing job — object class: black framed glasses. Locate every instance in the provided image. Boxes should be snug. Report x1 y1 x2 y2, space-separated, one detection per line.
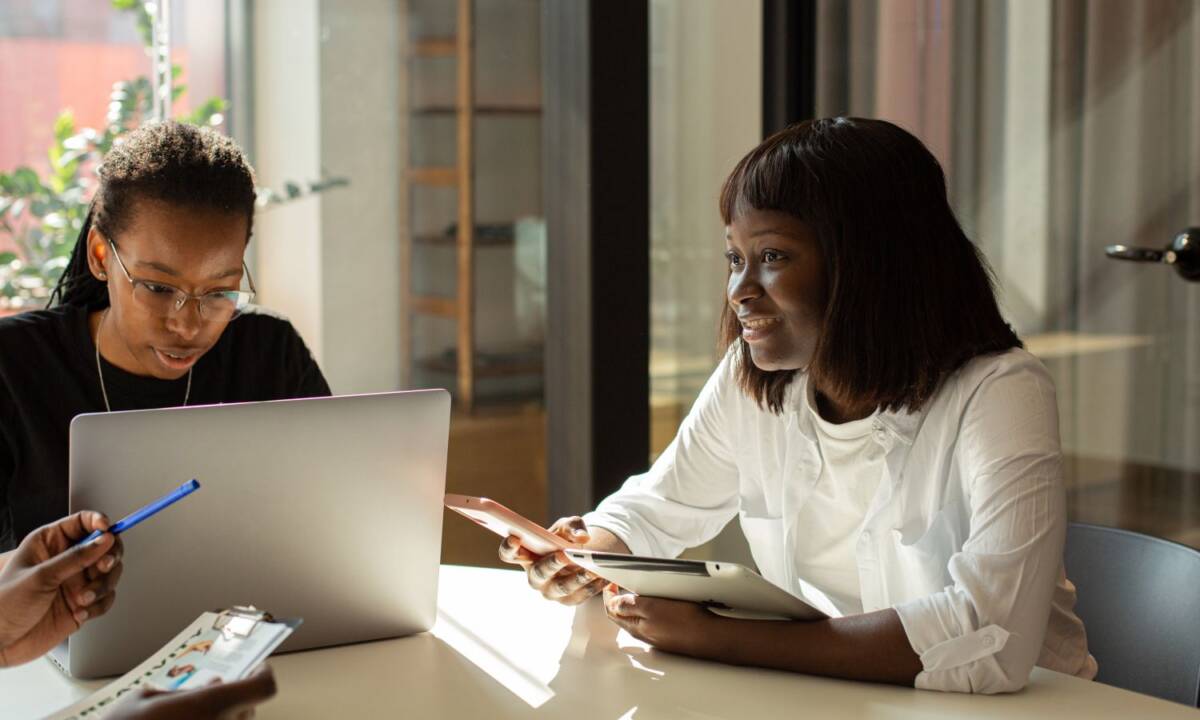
107 239 256 322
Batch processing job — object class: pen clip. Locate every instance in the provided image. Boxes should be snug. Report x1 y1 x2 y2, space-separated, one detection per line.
213 605 273 641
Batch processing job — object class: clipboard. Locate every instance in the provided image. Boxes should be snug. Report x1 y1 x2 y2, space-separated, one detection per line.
47 606 301 720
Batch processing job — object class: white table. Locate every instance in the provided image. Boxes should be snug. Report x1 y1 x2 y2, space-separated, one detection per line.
5 565 1195 719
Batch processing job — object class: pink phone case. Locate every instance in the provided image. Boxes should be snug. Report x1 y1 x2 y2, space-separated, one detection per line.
444 494 570 556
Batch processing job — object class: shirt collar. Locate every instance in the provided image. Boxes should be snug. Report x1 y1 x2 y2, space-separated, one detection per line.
788 371 925 446
875 406 923 445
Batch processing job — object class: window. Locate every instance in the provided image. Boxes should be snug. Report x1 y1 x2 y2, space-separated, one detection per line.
0 0 225 310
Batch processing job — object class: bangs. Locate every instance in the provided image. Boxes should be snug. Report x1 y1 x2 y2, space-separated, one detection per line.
718 128 825 227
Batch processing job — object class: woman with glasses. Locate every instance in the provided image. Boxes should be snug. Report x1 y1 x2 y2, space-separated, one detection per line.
501 118 1096 694
0 120 330 554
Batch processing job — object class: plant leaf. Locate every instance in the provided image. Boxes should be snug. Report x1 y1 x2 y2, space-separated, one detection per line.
53 112 75 143
310 176 351 192
12 168 41 195
57 148 88 167
181 97 228 126
62 133 90 151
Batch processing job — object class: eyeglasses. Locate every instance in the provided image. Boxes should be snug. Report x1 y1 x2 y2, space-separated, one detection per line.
107 239 256 322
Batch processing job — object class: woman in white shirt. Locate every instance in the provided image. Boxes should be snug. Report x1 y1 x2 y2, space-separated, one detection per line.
501 117 1096 694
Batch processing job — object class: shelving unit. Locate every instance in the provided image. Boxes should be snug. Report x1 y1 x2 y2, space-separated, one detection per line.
403 0 545 413
411 105 541 115
407 0 549 570
402 0 476 410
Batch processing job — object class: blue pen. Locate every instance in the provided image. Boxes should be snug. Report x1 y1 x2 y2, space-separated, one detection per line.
77 479 201 546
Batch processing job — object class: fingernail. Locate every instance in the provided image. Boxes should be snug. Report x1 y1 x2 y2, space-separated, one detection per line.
75 609 88 624
79 591 96 606
100 556 114 572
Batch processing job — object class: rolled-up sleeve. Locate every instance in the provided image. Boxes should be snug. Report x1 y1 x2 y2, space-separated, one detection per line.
893 360 1066 693
584 354 742 558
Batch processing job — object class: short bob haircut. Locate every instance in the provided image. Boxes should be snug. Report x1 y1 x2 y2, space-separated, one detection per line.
718 117 1021 414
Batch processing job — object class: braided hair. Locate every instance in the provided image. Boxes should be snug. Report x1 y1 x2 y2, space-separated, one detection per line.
49 121 257 309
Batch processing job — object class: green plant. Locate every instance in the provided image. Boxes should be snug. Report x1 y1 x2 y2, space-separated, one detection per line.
0 1 346 310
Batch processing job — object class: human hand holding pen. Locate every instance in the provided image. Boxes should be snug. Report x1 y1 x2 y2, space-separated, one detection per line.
0 511 123 667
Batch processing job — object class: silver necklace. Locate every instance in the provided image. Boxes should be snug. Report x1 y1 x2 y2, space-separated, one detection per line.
94 309 191 412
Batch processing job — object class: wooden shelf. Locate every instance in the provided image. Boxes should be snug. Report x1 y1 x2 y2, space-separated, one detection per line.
406 166 458 186
404 0 543 414
410 295 458 317
411 37 456 57
414 234 513 248
418 352 543 379
412 105 542 116
414 225 514 248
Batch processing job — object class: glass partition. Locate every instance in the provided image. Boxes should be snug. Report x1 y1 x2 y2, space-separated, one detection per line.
815 0 1200 546
648 0 762 562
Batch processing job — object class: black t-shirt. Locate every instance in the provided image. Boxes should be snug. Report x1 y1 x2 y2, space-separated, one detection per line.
0 304 331 550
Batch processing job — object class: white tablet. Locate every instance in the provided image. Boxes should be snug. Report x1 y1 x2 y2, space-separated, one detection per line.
565 550 827 621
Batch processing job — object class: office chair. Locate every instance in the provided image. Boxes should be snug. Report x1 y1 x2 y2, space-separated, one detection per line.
1064 522 1200 706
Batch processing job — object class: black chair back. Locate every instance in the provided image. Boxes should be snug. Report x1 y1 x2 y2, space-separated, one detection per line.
1064 523 1200 706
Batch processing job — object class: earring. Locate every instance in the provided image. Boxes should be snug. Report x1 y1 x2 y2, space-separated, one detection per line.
98 272 107 280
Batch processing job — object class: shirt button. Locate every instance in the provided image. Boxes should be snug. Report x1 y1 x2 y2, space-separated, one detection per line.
982 635 995 647
861 530 872 542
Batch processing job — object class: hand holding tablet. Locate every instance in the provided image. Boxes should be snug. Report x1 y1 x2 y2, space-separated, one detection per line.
567 549 827 621
446 494 826 620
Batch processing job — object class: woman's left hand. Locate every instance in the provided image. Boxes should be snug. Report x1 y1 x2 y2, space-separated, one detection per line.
602 583 727 658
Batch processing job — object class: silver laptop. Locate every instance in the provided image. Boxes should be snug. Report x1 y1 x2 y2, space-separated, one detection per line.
54 389 450 679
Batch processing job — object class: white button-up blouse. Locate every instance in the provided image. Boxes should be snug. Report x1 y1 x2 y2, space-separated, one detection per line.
583 348 1097 693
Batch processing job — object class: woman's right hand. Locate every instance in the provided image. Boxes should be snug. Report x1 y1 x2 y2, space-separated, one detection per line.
498 516 606 605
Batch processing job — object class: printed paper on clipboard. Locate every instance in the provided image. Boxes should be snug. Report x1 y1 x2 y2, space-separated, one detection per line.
47 606 301 720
